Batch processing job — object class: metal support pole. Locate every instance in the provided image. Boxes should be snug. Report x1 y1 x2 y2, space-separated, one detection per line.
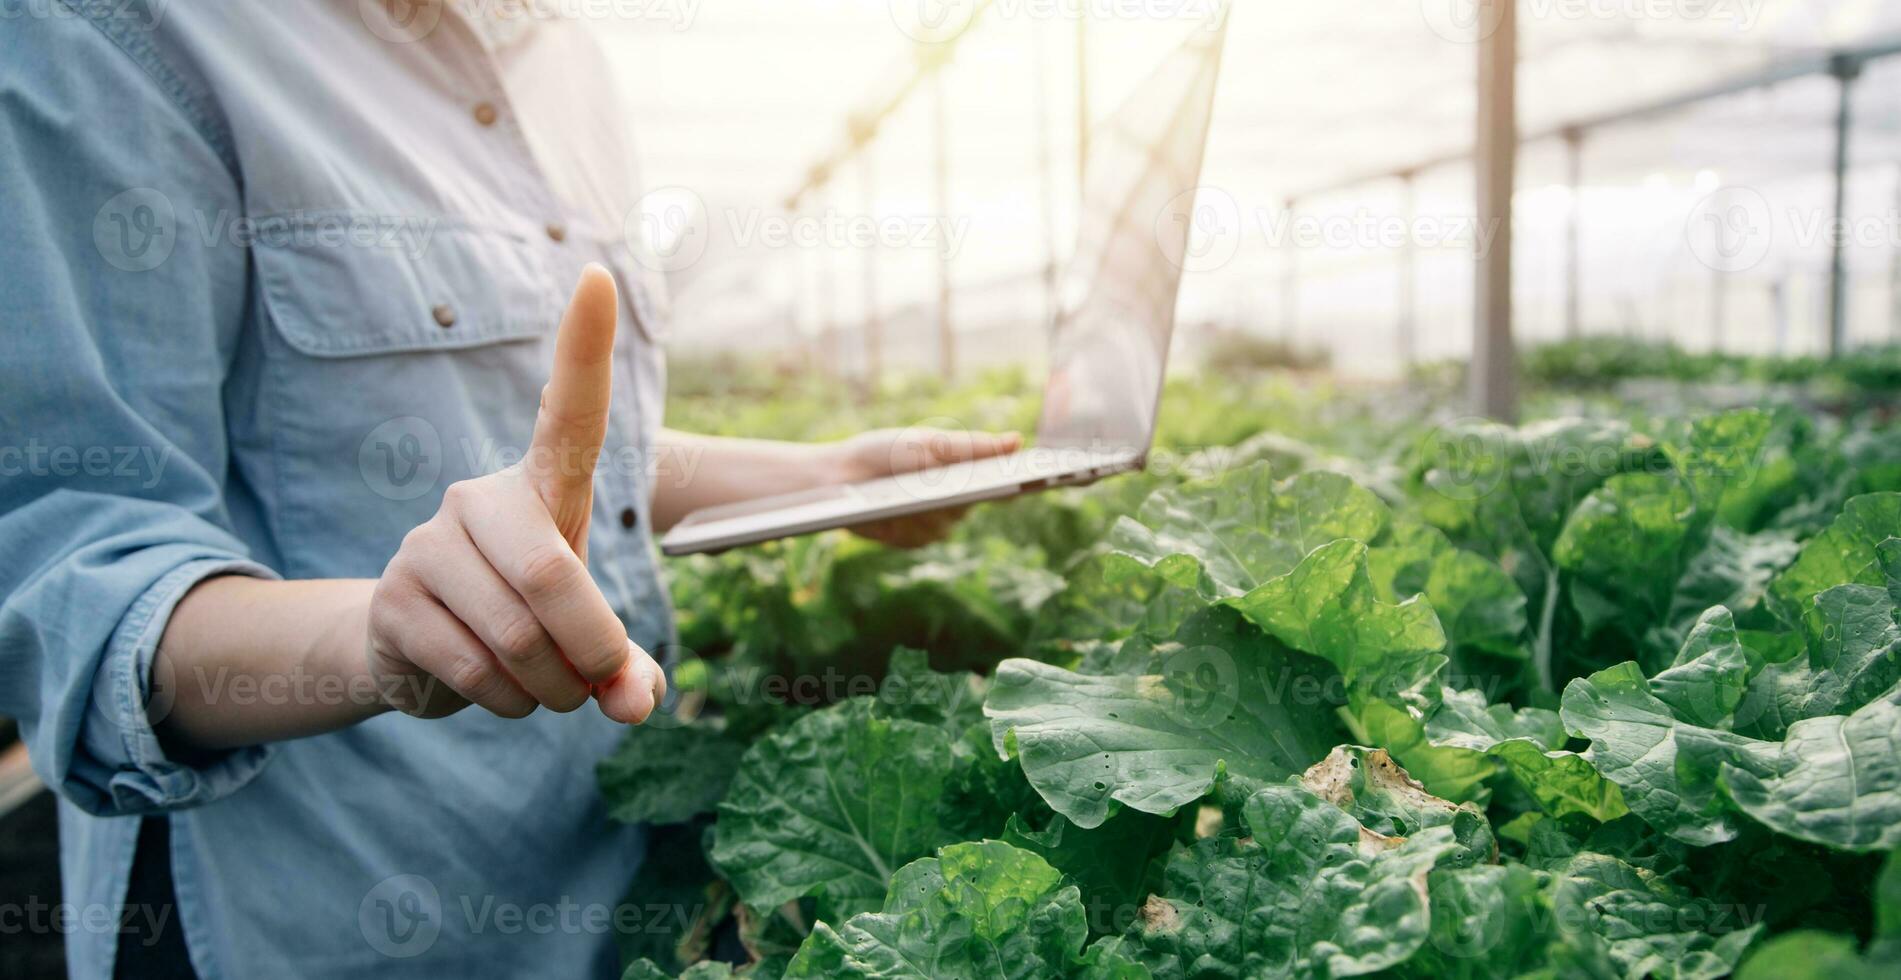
1710 196 1727 352
1472 0 1519 421
1827 54 1860 359
857 146 882 390
815 193 839 377
1562 126 1584 341
1281 196 1299 338
932 69 956 380
786 204 812 367
1076 17 1090 188
1890 163 1901 341
1771 277 1790 356
782 236 805 367
1036 21 1060 338
1398 174 1418 373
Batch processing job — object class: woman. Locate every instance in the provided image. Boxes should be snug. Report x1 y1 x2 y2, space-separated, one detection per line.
0 2 1012 975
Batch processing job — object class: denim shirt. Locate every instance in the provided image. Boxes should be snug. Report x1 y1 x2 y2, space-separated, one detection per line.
0 2 672 975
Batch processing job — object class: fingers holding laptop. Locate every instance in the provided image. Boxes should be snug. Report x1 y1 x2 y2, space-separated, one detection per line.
836 426 1022 548
841 427 1024 482
850 506 968 549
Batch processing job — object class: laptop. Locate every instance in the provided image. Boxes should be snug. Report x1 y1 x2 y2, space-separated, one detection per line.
661 12 1230 557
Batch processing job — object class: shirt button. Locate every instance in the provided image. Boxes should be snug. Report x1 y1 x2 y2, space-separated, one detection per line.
432 304 457 329
619 507 638 531
545 223 567 243
473 102 499 127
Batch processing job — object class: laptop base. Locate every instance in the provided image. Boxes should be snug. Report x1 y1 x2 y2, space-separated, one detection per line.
658 449 1140 556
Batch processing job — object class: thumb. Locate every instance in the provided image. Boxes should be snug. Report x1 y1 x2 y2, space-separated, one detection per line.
925 429 1023 466
529 264 619 529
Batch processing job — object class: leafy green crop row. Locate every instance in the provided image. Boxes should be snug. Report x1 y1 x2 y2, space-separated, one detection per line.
1516 338 1901 395
602 373 1901 979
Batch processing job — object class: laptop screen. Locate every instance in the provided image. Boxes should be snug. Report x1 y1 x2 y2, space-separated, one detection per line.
1035 12 1229 455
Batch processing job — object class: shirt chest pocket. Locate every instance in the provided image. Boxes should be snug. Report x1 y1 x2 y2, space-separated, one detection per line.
256 220 565 355
244 218 647 578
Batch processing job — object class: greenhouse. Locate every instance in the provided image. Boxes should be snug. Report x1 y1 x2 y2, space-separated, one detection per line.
5 1 1901 978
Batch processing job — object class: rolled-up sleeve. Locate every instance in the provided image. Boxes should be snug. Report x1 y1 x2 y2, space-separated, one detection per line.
0 13 274 815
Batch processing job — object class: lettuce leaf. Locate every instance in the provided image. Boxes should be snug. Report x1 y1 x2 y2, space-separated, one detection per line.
784 841 1095 979
985 607 1346 828
1127 784 1463 979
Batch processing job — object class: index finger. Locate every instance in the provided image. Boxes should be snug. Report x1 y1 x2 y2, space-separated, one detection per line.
529 264 620 502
